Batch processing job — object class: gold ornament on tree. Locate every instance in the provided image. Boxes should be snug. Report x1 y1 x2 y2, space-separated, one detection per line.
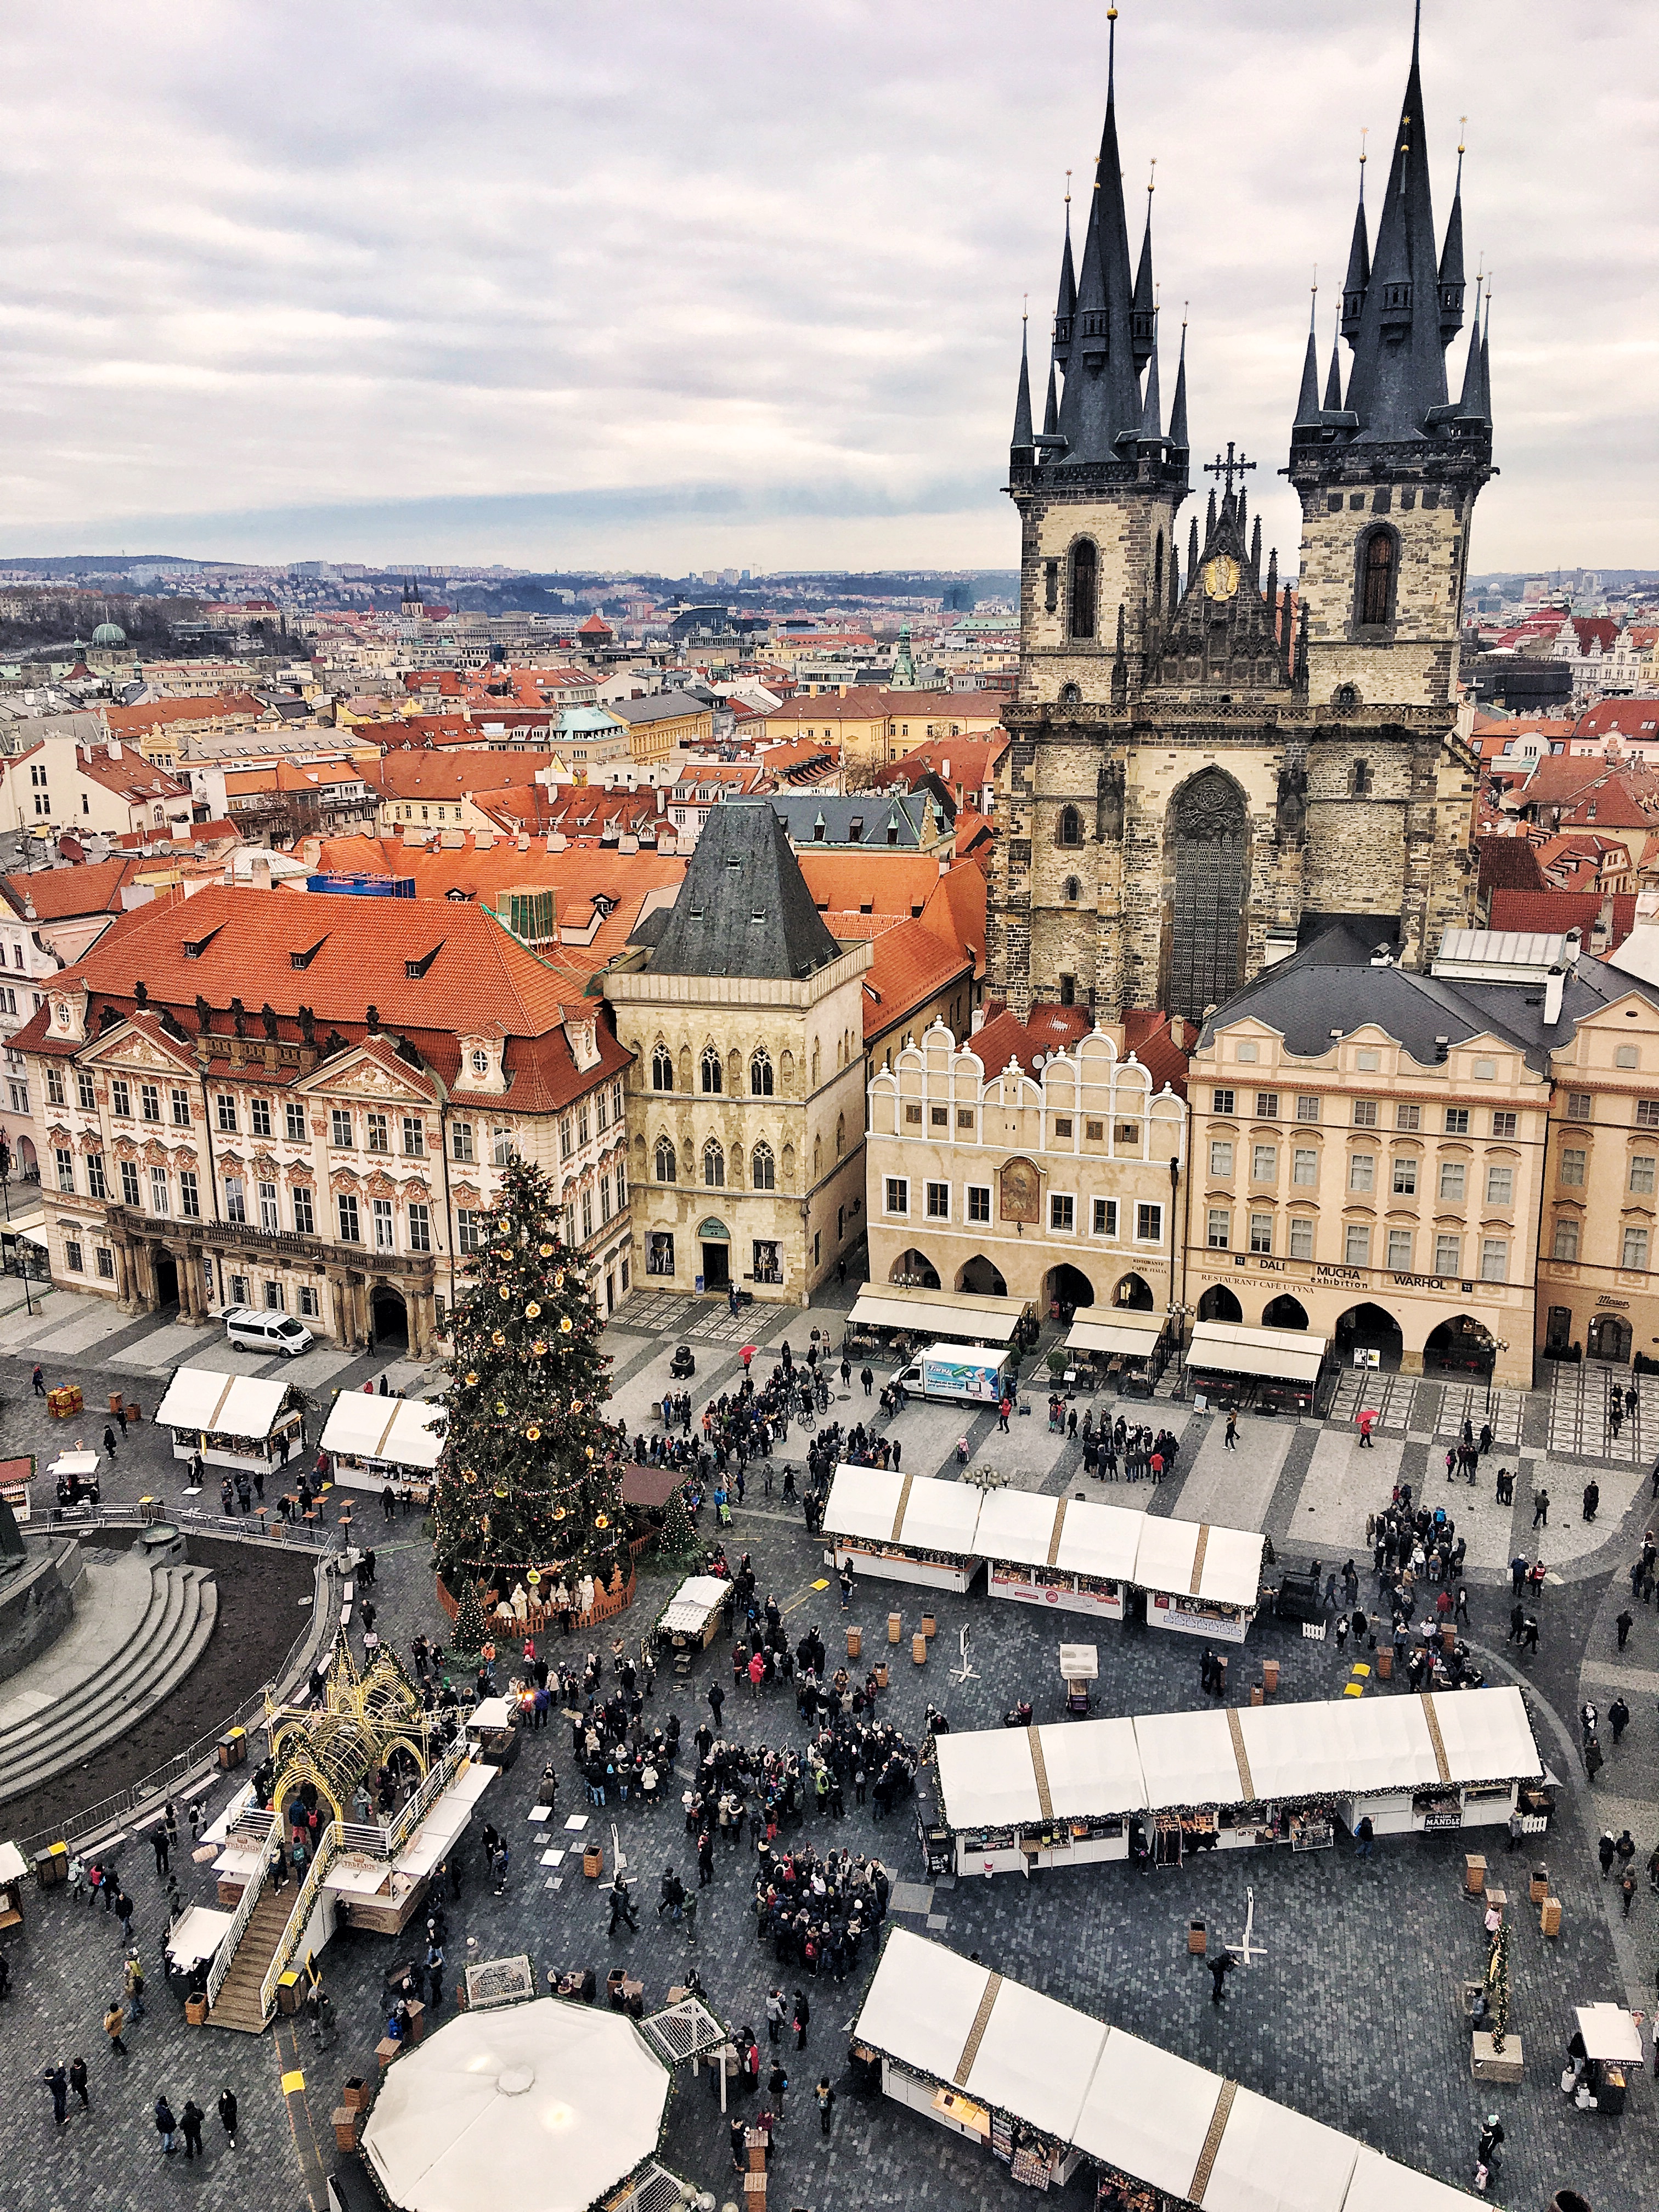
525 1301 541 1318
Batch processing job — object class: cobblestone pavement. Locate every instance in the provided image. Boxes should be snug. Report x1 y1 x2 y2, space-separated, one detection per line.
1 1291 1656 2212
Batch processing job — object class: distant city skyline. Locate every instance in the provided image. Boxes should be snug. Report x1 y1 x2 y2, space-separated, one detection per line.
0 1 1649 573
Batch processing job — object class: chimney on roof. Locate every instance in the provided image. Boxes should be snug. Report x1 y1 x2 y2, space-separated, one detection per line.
108 737 121 760
1543 966 1566 1027
1562 924 1583 963
970 1005 986 1035
251 856 272 891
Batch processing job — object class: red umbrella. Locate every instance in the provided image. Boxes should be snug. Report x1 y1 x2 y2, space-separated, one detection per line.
740 1345 757 1360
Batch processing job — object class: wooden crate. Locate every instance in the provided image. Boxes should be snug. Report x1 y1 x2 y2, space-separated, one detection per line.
332 2108 358 2153
1540 1895 1561 1937
1464 1854 1487 1895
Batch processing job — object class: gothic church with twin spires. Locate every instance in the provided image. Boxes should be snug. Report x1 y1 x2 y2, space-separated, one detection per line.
988 8 1494 1025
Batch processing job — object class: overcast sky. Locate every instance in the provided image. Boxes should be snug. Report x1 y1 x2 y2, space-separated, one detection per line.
0 0 1651 577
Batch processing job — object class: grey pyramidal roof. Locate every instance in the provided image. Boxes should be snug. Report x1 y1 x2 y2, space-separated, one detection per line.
646 798 842 981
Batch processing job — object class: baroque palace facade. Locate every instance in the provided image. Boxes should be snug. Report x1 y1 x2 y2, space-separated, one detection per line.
989 13 1492 1025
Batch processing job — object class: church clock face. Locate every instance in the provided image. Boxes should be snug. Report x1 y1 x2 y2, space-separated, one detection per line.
1203 554 1240 601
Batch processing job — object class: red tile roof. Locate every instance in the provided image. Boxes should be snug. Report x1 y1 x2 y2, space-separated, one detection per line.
1575 699 1659 742
1 857 148 920
106 692 266 737
1476 836 1547 896
1486 889 1637 950
862 917 973 1043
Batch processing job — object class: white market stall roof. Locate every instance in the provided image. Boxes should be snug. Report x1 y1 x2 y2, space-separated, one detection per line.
154 1365 296 1440
933 1690 1543 1834
361 1996 669 2212
657 1574 729 1634
857 1931 1457 2212
48 1451 101 1479
1187 1321 1327 1385
973 1488 1143 1583
1575 2002 1643 2064
1132 1515 1266 1610
0 1838 29 1884
320 1392 446 1472
825 1465 982 1556
848 1284 1028 1343
1066 1312 1166 1359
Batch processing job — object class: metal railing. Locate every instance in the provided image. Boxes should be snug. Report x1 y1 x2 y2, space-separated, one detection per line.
37 1503 335 1550
206 1809 279 2012
258 1817 342 2021
386 1738 469 1857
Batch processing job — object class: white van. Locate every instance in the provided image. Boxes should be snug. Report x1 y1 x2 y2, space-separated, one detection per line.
223 1306 313 1358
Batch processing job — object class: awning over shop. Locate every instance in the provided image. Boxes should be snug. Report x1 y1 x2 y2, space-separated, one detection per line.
1187 1321 1328 1385
1131 1515 1265 1610
154 1365 295 1441
657 1574 729 1634
1132 1707 1245 1809
1342 2148 1499 2212
847 1284 1029 1344
1065 1312 1166 1359
1201 2085 1358 2212
320 1393 445 1472
1429 1683 1541 1785
1070 2027 1223 2200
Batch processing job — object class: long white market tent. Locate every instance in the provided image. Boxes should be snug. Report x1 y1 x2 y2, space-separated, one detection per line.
362 1997 670 2212
321 1393 445 1490
857 1929 1479 2211
824 1461 1263 1621
1187 1321 1328 1386
847 1284 1031 1345
929 1688 1544 1874
154 1365 303 1470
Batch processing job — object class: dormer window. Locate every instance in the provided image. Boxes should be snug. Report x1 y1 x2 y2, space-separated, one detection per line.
470 1049 488 1077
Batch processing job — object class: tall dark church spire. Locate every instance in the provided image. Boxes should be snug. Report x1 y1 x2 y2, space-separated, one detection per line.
1293 280 1323 428
1340 136 1370 342
1131 163 1156 374
1341 3 1452 438
1167 313 1189 457
1052 177 1077 371
1438 125 1467 341
1011 311 1034 460
1054 5 1144 464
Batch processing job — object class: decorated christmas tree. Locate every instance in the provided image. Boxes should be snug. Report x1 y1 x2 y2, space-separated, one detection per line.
658 1482 697 1562
431 1155 626 1599
451 1575 488 1659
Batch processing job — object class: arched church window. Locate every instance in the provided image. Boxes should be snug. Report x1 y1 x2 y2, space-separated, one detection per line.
1351 759 1373 797
651 1045 673 1092
699 1046 723 1095
1058 805 1084 848
702 1138 725 1188
654 1137 676 1183
1359 530 1397 627
1333 682 1361 708
1063 876 1080 903
1059 682 1081 707
1069 540 1098 640
751 1141 776 1190
1153 532 1164 607
749 1047 774 1097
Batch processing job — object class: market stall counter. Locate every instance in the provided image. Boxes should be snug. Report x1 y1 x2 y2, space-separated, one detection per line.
1187 1321 1328 1417
653 1573 730 1652
932 1716 1143 1875
1132 1515 1265 1642
976 1488 1141 1619
824 1464 984 1592
320 1393 444 1497
154 1366 304 1476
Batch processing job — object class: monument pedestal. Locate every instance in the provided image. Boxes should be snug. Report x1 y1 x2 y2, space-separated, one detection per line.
1471 2032 1524 2083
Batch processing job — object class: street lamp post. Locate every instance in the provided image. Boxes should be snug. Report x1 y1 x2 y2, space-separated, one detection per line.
1486 1340 1509 1419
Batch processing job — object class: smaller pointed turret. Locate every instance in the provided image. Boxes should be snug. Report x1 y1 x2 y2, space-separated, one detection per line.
1340 133 1371 341
1052 176 1077 369
1042 358 1059 438
1322 308 1345 412
1438 126 1467 340
1455 270 1486 421
1131 162 1157 371
1293 282 1323 427
1167 313 1190 455
1249 516 1262 584
1138 315 1163 447
1011 312 1034 461
1265 546 1279 624
1187 515 1200 585
1205 488 1216 539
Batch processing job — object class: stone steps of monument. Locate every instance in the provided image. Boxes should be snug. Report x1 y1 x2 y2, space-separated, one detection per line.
0 1565 218 1805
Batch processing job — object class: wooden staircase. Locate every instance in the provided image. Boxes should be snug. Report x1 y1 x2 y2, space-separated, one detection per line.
206 1888 292 2034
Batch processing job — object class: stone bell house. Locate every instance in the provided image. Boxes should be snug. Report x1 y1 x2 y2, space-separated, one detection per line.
990 16 1490 1026
610 799 869 1304
866 1012 1188 1316
14 882 635 1353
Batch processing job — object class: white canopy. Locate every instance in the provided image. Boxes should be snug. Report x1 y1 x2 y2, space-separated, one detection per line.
964 1974 1106 2145
1188 1321 1328 1385
1343 2148 1494 2212
934 1729 1044 1828
1071 2026 1225 2199
1031 1719 1144 1819
1066 1312 1165 1359
361 1997 669 2212
48 1451 101 1479
0 1839 29 1885
1238 1696 1435 1803
1133 1708 1247 1809
1427 1684 1539 1782
854 1925 990 2088
1132 1516 1265 1610
849 1284 1028 1344
1575 2003 1643 2064
1202 2085 1358 2212
321 1393 446 1472
934 1718 1144 1830
154 1365 295 1440
973 1488 1142 1582
658 1574 729 1633
825 1465 980 1556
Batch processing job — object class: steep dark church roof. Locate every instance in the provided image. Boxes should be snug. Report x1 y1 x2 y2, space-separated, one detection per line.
644 798 842 982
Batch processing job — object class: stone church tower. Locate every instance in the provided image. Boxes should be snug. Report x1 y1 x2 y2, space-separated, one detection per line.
989 8 1493 1024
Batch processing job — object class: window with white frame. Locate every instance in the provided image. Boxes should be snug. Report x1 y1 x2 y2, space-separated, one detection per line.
111 1079 130 1118
580 1190 593 1240
250 1096 271 1137
402 1115 425 1157
1386 1228 1413 1272
121 1159 141 1207
456 1209 482 1254
1209 1139 1234 1176
1486 1163 1514 1205
140 1082 160 1122
1348 1153 1375 1193
1352 1098 1378 1127
298 1284 321 1318
1479 1237 1508 1282
885 1177 909 1216
1630 1155 1656 1195
408 1201 431 1252
150 1165 170 1215
330 1108 352 1147
64 1239 83 1273
926 1182 950 1220
1434 1232 1462 1277
1438 1160 1466 1201
1344 1223 1372 1267
179 1169 199 1219
1622 1225 1650 1271
1551 1217 1579 1262
1288 1216 1314 1261
1050 1193 1074 1231
292 1184 314 1234
55 1147 75 1193
1292 1148 1318 1187
1249 1212 1273 1254
263 1280 284 1311
75 1070 95 1111
1395 1102 1421 1131
1206 1207 1231 1249
1136 1201 1163 1242
1251 1144 1277 1182
337 1193 362 1242
1444 1107 1470 1135
967 1184 990 1223
217 1093 238 1132
1392 1155 1418 1195
285 1102 306 1141
224 1175 246 1222
366 1113 390 1154
493 1127 514 1166
451 1121 474 1162
373 1198 393 1251
1092 1197 1118 1236
95 1247 115 1279
258 1180 278 1232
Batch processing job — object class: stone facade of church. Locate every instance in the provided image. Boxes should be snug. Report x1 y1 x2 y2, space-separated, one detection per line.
988 19 1493 1027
